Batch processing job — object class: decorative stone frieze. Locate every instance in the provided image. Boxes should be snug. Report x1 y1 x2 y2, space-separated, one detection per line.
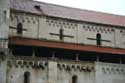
101 66 125 75
83 24 114 34
7 60 48 69
46 17 77 29
57 63 95 72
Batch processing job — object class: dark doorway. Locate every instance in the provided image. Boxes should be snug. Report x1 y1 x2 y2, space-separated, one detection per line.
24 71 30 83
72 75 78 83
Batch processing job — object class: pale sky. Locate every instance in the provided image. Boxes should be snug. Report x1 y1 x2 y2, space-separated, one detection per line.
36 0 125 16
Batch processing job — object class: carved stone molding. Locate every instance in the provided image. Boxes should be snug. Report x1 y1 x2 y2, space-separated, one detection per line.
57 63 95 72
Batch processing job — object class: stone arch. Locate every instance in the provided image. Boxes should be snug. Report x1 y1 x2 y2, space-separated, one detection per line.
17 22 23 35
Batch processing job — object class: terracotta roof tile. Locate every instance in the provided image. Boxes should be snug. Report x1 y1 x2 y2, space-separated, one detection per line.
10 0 125 27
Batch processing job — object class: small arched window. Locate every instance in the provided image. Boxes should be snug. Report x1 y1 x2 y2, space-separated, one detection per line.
24 71 30 83
59 28 64 40
72 75 78 83
17 23 23 35
96 33 101 46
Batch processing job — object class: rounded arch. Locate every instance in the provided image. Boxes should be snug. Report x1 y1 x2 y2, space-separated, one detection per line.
24 71 30 83
96 33 101 46
17 22 23 35
59 28 64 40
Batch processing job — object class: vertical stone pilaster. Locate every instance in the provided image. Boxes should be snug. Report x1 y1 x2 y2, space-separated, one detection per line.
0 0 10 49
0 0 10 82
0 55 7 83
48 61 57 83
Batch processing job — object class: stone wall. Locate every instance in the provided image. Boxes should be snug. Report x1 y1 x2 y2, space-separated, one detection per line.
9 12 125 48
57 61 95 83
9 12 39 39
6 56 48 83
95 62 125 83
5 56 96 83
2 55 125 83
0 55 7 83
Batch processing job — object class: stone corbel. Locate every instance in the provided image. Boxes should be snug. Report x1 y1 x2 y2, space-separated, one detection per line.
81 66 86 71
7 60 12 68
29 61 34 67
57 63 63 70
33 61 39 68
62 64 66 70
76 65 81 71
66 65 71 71
23 61 29 68
86 66 92 72
72 65 77 71
39 62 45 70
17 60 23 68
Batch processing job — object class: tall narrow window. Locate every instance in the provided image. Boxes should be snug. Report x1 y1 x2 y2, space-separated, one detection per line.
96 33 101 46
72 75 78 83
24 71 30 83
17 23 23 35
59 28 64 40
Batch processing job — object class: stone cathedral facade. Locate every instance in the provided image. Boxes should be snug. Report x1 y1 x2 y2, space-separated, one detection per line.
0 0 125 83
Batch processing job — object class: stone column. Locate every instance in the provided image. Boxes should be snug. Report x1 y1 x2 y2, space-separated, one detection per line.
48 61 57 83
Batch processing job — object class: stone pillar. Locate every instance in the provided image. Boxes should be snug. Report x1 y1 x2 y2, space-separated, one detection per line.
0 55 7 83
0 0 10 49
0 0 9 83
48 61 57 83
76 53 79 61
32 50 35 57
